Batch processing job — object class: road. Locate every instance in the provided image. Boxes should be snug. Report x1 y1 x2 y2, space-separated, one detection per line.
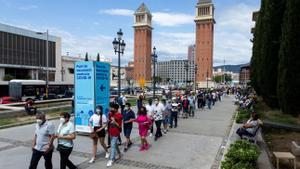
0 96 236 169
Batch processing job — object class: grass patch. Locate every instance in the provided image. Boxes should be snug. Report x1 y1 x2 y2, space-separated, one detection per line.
127 98 137 106
0 118 15 126
264 110 300 125
0 108 71 128
255 97 300 126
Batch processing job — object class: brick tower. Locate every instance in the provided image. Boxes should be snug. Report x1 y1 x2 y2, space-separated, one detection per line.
133 3 152 83
195 0 215 87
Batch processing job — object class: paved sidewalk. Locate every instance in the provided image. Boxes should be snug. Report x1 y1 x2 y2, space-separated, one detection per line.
0 96 236 169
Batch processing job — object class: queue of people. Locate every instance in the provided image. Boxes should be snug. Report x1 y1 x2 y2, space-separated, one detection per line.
28 88 227 169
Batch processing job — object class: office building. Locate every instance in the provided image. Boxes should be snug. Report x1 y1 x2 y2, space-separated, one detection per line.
0 23 62 83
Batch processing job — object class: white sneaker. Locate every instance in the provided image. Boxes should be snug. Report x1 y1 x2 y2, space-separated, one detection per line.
149 133 153 137
105 152 110 159
106 160 113 167
88 157 95 163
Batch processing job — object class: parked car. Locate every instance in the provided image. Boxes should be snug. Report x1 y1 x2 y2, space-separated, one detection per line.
0 96 20 104
63 91 74 98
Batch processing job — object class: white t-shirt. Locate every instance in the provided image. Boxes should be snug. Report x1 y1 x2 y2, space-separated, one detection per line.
89 114 107 127
153 103 164 121
121 96 127 105
146 104 154 117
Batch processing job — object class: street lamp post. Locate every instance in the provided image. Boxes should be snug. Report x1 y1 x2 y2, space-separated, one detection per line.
152 47 158 99
194 64 198 92
36 30 49 99
206 70 209 90
185 60 189 89
112 29 126 98
61 67 65 82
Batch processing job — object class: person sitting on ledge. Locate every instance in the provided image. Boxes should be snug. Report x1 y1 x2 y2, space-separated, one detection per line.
236 111 261 138
25 99 37 115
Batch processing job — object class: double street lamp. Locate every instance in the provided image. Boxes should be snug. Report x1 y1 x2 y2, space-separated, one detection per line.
152 47 158 99
112 29 126 98
185 60 189 89
36 30 49 99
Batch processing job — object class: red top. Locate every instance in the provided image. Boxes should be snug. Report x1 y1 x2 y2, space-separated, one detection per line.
108 112 122 137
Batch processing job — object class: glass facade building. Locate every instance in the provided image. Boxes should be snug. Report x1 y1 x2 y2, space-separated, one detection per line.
0 23 61 82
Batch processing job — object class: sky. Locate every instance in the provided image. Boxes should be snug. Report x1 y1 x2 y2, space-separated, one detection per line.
0 0 260 66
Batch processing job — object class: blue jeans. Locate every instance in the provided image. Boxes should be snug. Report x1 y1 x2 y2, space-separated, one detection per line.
109 136 120 161
207 100 212 109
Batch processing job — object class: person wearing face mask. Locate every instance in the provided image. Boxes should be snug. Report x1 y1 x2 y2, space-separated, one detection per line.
29 111 55 169
152 98 164 141
55 112 77 169
88 105 109 163
122 102 136 152
107 103 122 167
145 99 154 137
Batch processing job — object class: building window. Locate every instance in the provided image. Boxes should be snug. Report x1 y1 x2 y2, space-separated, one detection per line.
68 68 74 74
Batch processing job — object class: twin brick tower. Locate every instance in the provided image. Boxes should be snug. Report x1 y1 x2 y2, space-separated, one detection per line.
133 0 215 87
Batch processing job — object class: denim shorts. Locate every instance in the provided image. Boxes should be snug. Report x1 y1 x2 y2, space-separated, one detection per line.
163 117 169 125
123 126 132 137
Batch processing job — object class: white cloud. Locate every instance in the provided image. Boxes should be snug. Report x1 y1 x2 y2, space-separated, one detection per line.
99 9 133 16
18 5 38 11
99 8 194 27
152 12 194 26
213 3 258 66
154 32 194 60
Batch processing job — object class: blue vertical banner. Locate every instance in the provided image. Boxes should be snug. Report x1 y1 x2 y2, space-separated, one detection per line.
74 61 110 133
74 61 95 133
95 62 111 116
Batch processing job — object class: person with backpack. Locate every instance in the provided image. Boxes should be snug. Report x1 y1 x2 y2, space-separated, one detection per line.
88 105 109 163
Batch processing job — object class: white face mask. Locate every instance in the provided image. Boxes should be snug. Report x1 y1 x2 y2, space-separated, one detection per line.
36 119 43 125
155 101 158 105
96 109 101 114
59 117 66 124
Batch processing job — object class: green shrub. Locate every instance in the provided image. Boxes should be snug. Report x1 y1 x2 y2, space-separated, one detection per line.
221 140 260 169
3 74 14 81
236 109 251 123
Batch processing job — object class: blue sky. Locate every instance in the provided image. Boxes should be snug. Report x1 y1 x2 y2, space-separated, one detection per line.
0 0 260 66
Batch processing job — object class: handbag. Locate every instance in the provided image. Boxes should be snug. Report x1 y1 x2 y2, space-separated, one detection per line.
90 114 103 139
90 132 97 139
57 144 71 153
